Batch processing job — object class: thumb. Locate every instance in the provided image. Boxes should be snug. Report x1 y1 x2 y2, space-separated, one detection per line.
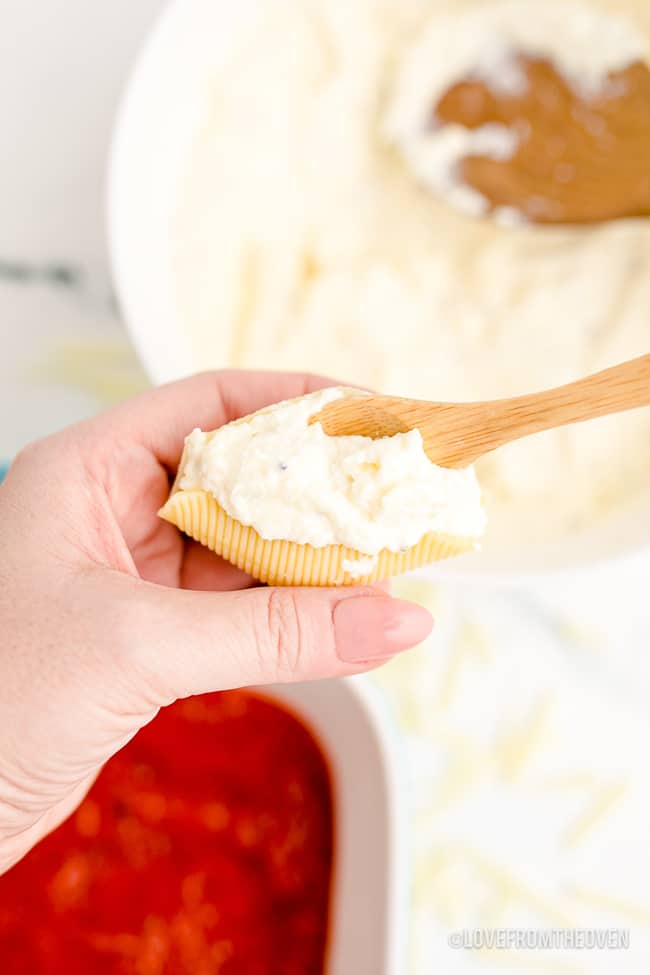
107 575 433 702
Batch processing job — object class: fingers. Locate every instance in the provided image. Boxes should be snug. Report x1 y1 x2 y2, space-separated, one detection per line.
111 575 433 703
93 370 338 470
179 540 256 592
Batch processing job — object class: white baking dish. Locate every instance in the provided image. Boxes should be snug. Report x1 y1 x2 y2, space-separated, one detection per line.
260 678 408 975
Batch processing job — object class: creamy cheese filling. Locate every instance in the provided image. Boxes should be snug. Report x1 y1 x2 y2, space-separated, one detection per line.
174 0 650 552
176 387 486 554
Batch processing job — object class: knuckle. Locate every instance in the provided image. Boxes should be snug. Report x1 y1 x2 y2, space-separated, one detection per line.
263 589 304 679
10 433 86 503
10 438 50 478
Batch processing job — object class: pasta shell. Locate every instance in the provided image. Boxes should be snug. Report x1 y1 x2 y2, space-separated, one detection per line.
159 490 477 586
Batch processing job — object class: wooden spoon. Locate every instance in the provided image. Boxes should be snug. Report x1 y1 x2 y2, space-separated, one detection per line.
311 354 650 469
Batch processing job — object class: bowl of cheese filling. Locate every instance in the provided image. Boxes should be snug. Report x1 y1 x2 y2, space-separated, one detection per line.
109 0 650 576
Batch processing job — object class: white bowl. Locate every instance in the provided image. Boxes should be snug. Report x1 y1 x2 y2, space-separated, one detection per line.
260 678 408 975
107 0 650 579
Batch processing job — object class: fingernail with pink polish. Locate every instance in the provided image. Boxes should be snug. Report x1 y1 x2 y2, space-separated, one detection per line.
333 596 434 663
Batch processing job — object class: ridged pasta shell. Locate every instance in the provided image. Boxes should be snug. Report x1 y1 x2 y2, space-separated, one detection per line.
159 490 476 586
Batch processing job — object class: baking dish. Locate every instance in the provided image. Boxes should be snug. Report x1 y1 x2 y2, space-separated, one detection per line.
261 678 408 975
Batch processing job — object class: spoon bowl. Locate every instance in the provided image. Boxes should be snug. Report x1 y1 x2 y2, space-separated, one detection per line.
312 354 650 469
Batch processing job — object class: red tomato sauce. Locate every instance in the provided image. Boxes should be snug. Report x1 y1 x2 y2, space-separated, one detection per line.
0 692 333 974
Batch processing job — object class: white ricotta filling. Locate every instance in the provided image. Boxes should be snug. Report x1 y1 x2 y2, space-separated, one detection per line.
174 0 650 551
341 555 379 577
177 387 486 554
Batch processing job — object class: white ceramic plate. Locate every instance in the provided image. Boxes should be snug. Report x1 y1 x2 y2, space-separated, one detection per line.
107 0 650 580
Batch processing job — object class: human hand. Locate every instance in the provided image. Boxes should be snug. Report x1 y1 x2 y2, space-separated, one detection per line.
0 370 432 872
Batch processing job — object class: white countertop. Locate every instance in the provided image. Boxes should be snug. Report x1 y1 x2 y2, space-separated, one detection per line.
1 2 649 972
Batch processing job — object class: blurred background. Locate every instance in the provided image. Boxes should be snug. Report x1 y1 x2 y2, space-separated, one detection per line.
1 1 650 972
0 0 157 454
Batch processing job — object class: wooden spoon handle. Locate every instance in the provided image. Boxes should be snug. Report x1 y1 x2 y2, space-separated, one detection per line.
449 352 650 462
313 354 650 469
